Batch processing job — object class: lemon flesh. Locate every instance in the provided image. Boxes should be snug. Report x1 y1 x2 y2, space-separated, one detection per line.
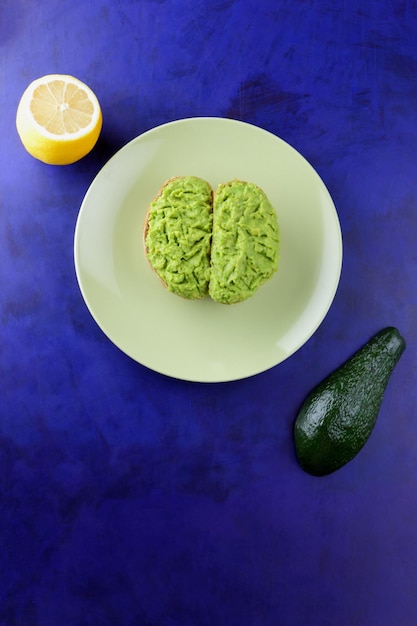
16 74 102 165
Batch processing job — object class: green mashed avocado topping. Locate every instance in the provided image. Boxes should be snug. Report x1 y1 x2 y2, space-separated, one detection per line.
144 177 280 304
209 180 280 304
144 176 213 299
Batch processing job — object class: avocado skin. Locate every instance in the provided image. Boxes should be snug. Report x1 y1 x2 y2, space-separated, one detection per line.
294 327 406 476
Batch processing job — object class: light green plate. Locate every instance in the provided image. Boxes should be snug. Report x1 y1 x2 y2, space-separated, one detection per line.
74 118 342 382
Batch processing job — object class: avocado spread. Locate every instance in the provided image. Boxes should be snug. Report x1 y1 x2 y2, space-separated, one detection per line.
145 176 213 299
209 180 280 304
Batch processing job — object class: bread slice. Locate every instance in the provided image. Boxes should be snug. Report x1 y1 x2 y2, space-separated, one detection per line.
143 177 280 304
143 176 213 299
209 180 280 304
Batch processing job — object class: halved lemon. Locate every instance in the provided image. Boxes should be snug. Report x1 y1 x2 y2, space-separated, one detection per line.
16 74 102 165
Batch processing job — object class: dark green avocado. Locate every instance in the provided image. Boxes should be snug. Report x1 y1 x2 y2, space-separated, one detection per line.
294 327 406 476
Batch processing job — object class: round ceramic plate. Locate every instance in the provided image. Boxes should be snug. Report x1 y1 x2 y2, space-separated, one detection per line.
74 117 342 382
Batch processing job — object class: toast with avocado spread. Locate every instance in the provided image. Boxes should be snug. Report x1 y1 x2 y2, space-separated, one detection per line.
144 176 280 303
143 176 213 299
209 180 280 304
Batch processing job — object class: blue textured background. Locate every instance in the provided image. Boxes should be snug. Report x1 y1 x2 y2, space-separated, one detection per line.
1 1 417 624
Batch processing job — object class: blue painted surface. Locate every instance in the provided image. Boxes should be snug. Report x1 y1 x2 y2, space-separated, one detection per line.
1 1 417 624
